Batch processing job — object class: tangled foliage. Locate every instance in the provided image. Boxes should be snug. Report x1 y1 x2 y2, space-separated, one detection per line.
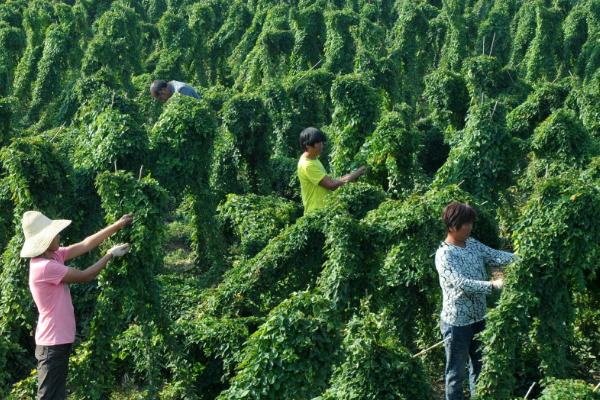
276 69 334 156
358 109 421 196
318 308 433 400
434 100 518 203
153 11 194 80
477 173 600 399
328 74 381 175
0 0 598 397
538 379 600 400
201 211 326 318
523 4 562 82
75 106 148 173
71 171 194 399
506 80 569 139
423 68 469 130
531 108 592 165
217 291 342 400
0 21 24 96
151 94 221 270
323 10 358 74
0 97 12 143
27 3 86 126
233 6 294 91
290 2 326 70
577 70 600 139
81 2 142 85
150 94 215 164
0 137 75 395
222 93 271 190
217 193 301 258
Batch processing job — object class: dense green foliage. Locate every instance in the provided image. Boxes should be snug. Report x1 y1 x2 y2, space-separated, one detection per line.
0 0 598 398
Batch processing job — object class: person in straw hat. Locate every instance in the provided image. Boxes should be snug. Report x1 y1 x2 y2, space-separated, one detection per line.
20 210 133 400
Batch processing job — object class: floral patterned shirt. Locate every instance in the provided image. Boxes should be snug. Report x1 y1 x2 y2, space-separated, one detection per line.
435 237 515 326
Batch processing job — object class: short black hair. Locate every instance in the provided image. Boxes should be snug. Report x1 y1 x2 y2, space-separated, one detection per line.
299 127 327 151
150 80 168 96
442 202 477 231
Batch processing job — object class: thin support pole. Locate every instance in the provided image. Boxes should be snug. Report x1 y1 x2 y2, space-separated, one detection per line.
524 382 536 399
489 32 496 56
412 337 450 358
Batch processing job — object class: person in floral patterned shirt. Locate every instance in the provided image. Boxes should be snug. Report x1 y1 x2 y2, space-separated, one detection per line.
435 202 515 400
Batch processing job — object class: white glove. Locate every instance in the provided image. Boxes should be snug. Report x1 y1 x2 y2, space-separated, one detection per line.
108 243 130 258
491 278 503 290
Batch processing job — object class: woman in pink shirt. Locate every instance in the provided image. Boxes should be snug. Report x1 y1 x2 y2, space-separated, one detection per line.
21 211 133 400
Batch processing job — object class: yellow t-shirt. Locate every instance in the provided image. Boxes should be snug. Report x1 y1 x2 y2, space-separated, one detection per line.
297 155 330 214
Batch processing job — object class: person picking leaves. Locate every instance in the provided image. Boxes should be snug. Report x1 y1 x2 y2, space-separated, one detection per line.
20 211 133 400
435 202 515 400
297 127 366 214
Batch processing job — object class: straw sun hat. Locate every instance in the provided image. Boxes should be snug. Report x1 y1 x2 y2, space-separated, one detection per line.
20 211 71 258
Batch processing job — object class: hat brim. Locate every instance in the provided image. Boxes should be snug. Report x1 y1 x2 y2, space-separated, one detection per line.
20 219 72 258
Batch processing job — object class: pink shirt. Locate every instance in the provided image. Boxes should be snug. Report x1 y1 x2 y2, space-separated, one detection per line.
29 247 75 345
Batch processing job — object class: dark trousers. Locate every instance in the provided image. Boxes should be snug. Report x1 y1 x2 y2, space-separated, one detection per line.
440 320 485 400
35 343 72 400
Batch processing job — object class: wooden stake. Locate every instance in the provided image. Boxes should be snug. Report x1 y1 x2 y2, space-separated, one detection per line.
490 100 499 118
138 164 144 180
293 59 323 87
489 32 496 56
524 381 536 399
114 160 118 173
412 337 450 358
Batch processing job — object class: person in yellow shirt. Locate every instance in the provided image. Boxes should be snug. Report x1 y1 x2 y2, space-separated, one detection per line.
297 127 366 214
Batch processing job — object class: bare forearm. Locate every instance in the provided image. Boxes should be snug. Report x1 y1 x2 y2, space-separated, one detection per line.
81 253 113 282
320 168 365 191
82 222 121 250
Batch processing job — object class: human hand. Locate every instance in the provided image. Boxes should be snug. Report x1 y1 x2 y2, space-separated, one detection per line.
491 278 503 290
107 243 130 258
355 166 367 176
117 214 133 228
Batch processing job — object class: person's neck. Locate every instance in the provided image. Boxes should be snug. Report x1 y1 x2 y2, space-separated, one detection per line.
445 234 466 248
303 151 318 160
40 250 54 259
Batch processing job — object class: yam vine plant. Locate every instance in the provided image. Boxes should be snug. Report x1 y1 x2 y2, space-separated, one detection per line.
476 173 600 399
358 108 422 196
434 100 519 203
216 290 343 400
0 0 599 397
317 307 434 400
328 73 381 175
221 92 271 191
538 379 600 400
217 193 301 259
0 137 76 396
70 171 195 400
150 94 221 271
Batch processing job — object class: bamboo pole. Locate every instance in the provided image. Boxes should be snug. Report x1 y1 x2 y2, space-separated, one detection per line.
524 381 536 399
292 59 323 87
489 32 496 56
412 337 450 358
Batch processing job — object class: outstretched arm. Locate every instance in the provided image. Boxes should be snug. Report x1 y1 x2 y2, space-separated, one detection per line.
475 240 516 268
64 215 133 261
319 166 367 191
62 244 130 283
